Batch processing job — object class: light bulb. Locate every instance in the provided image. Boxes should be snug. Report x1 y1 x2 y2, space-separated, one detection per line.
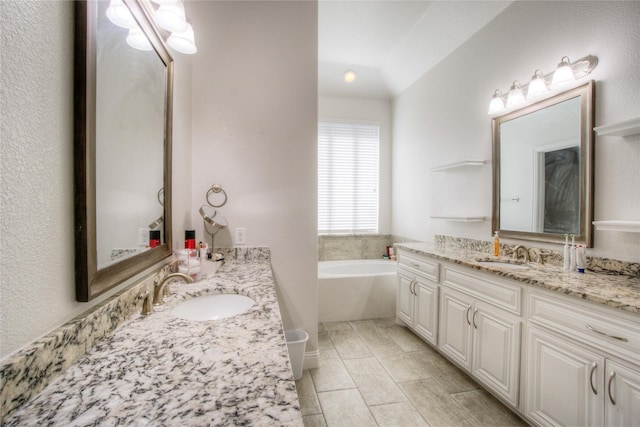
527 70 548 99
155 1 188 33
552 56 575 88
343 70 356 83
506 81 525 109
105 0 137 29
487 90 505 115
168 23 197 54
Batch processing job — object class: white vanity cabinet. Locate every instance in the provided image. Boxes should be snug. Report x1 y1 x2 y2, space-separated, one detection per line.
396 251 439 345
438 264 522 407
525 289 640 427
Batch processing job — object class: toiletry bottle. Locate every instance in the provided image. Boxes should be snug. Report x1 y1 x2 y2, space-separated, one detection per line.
576 245 586 273
493 231 500 257
563 233 570 271
149 230 161 248
569 234 576 271
185 230 196 249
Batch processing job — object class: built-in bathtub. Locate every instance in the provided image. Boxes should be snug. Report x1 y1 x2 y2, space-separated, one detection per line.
318 259 397 322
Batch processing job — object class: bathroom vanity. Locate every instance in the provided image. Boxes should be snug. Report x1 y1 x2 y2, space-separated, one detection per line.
2 250 303 426
396 242 640 427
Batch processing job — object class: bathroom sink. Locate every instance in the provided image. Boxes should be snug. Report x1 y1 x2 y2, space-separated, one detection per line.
172 294 256 321
476 261 529 270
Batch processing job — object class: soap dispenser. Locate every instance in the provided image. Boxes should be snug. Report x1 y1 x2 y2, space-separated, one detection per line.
493 231 500 257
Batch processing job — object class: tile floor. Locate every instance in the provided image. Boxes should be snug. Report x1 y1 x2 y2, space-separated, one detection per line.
295 318 529 427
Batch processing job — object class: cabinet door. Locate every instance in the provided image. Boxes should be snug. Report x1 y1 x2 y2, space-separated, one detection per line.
472 302 521 407
413 278 439 346
605 360 640 427
525 326 604 427
396 269 414 325
439 287 473 371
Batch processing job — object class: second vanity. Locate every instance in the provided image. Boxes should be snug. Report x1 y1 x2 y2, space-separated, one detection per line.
395 242 640 427
2 251 303 426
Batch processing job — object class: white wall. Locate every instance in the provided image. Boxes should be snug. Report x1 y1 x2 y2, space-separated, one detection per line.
318 96 392 234
189 2 319 350
392 1 640 261
0 0 193 358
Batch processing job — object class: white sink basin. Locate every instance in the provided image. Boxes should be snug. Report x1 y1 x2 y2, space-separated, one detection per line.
172 294 256 321
477 261 529 270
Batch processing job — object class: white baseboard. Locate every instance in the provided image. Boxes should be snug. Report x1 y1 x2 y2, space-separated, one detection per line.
303 349 319 370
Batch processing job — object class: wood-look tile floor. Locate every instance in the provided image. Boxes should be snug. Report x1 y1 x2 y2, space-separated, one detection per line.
295 319 529 427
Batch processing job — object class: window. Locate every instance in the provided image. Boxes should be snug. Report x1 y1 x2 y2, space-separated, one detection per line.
318 121 379 234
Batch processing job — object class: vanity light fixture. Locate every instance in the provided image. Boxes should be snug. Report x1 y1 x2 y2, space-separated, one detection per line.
487 90 506 115
343 70 357 83
487 54 597 115
506 81 525 109
527 69 548 98
167 20 197 54
106 0 137 29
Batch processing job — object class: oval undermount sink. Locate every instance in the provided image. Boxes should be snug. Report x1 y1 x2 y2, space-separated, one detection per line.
172 294 256 321
477 261 529 270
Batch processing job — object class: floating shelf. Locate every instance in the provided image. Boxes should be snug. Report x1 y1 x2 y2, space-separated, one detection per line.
430 216 486 222
431 160 487 172
592 220 640 233
593 117 640 137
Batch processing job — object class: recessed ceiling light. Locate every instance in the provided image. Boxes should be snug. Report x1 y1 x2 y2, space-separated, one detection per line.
343 70 356 83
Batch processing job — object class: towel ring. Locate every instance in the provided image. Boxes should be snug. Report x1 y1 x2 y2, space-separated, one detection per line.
206 184 227 207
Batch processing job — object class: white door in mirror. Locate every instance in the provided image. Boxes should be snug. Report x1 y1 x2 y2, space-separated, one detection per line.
171 294 255 321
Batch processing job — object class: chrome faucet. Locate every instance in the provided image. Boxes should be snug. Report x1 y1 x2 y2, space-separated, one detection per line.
153 273 193 306
512 245 531 262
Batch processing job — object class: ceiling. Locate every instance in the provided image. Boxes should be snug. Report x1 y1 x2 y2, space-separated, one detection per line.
318 1 512 99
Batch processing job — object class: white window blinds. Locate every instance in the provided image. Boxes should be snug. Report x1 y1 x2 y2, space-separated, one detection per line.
318 121 379 234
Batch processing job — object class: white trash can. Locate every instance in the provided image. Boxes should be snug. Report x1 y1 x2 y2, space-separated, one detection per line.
285 329 309 380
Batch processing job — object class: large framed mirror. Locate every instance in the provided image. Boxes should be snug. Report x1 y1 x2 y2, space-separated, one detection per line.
74 0 173 301
492 81 594 247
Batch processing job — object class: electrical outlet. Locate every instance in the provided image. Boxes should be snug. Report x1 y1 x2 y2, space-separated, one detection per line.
138 228 150 246
235 227 246 245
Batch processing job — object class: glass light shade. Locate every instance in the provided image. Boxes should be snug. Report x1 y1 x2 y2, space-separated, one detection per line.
105 0 137 29
552 56 575 88
527 70 548 98
487 90 505 115
506 81 526 109
154 1 188 33
126 26 153 51
343 70 356 83
167 23 197 54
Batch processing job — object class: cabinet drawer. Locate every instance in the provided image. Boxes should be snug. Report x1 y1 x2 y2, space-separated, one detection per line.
528 290 640 363
397 251 439 282
441 264 522 315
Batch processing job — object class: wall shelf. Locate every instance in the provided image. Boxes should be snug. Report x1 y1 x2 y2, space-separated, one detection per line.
593 117 640 137
430 216 486 223
592 220 640 233
431 160 487 172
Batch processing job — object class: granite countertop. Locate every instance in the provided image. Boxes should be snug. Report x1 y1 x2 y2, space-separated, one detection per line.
3 260 303 426
396 242 640 315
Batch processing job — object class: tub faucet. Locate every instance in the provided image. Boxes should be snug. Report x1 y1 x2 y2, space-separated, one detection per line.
512 245 531 262
153 273 193 306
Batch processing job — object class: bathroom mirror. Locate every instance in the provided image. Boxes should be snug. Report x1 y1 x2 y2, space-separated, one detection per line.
492 81 594 247
74 0 173 301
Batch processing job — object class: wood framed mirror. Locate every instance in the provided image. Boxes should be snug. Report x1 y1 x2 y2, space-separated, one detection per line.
74 0 173 301
492 81 595 247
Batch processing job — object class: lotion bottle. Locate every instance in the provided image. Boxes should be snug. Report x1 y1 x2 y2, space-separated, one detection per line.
493 231 500 257
563 234 570 271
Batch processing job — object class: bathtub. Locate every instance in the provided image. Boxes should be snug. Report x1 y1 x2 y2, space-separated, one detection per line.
318 259 397 322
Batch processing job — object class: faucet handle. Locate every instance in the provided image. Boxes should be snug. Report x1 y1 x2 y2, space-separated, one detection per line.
138 290 153 315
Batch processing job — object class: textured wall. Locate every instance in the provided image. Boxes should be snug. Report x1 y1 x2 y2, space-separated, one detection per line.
392 1 640 261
